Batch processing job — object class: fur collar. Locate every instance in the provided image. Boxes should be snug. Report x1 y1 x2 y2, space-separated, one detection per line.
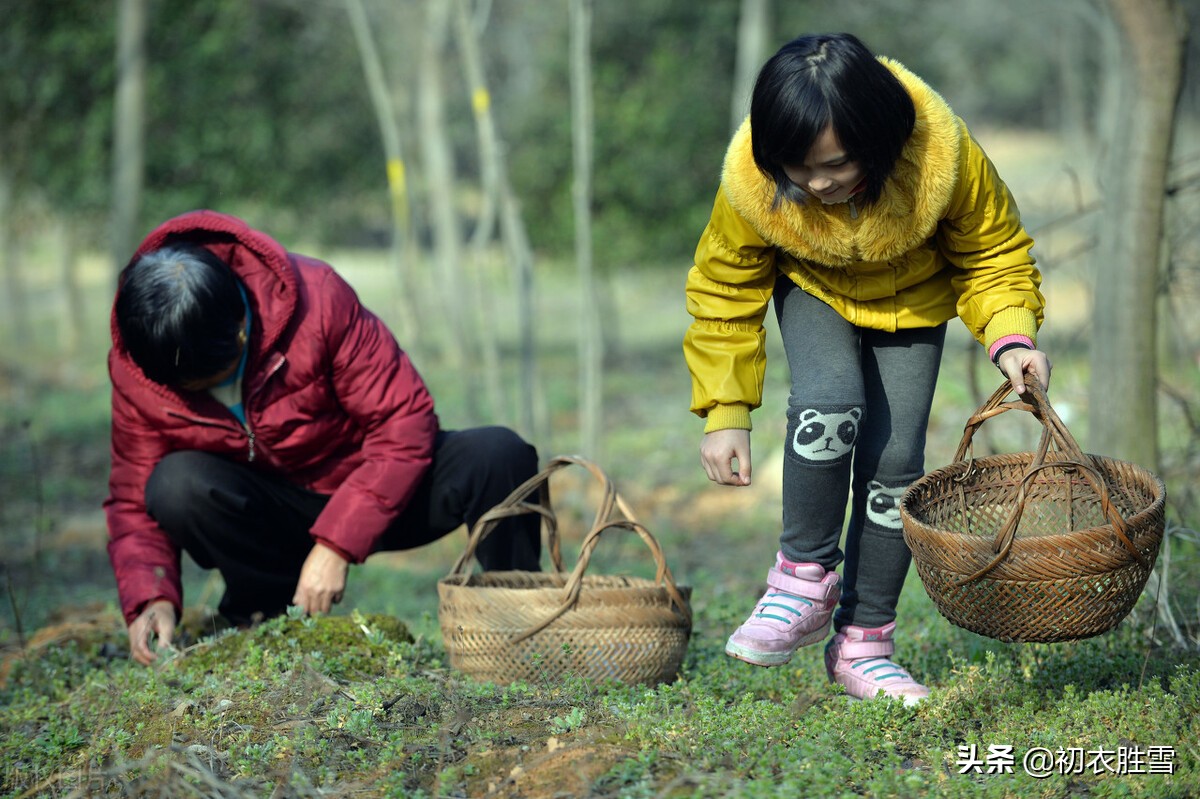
721 58 962 267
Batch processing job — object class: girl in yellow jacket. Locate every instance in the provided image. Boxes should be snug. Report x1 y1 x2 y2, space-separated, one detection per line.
684 33 1052 703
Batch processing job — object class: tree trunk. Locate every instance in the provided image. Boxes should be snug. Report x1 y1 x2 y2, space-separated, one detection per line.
57 216 86 359
111 0 147 283
342 0 421 347
452 0 509 425
499 179 548 445
418 0 480 420
570 0 601 459
0 167 30 352
1089 0 1186 469
454 0 499 253
730 0 769 134
1055 3 1090 145
453 0 545 441
1092 2 1126 172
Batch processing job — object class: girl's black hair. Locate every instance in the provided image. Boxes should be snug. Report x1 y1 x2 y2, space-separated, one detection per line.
115 241 245 387
750 32 916 207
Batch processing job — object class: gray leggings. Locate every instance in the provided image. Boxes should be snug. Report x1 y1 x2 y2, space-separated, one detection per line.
774 275 946 629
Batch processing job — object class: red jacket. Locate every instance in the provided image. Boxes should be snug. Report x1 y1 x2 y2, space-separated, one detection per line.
104 211 439 623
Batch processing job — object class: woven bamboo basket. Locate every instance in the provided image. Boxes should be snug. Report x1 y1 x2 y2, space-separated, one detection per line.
900 377 1166 643
438 455 692 685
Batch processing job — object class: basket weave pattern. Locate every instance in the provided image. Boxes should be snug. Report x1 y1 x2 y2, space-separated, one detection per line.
901 378 1166 643
438 456 692 685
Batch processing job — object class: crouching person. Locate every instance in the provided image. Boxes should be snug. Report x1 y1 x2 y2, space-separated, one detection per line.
106 210 540 665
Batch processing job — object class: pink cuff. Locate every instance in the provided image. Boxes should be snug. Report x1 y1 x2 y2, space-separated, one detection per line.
839 638 895 659
988 334 1034 362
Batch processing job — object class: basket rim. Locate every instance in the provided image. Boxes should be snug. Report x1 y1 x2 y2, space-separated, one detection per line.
900 451 1166 585
901 452 1166 521
437 572 694 590
901 519 1162 549
904 451 1166 493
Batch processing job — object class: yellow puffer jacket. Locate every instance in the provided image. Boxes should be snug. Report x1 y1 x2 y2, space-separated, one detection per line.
684 58 1044 431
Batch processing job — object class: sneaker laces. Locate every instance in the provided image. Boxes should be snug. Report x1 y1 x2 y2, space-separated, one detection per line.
754 591 815 624
847 655 914 684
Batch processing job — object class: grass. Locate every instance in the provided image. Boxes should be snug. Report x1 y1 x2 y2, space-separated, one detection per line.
1 574 1197 797
1 203 1199 796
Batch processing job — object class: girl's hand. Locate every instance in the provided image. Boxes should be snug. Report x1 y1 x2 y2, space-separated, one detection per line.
997 347 1053 395
700 428 752 486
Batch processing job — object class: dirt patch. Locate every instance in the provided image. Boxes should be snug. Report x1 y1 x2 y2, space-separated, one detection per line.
465 727 639 798
0 601 125 686
496 742 634 798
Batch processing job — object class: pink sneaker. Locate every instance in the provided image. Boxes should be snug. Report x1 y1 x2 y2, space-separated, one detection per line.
824 622 930 705
725 553 841 666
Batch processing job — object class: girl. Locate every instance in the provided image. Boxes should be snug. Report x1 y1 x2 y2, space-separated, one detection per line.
683 33 1051 703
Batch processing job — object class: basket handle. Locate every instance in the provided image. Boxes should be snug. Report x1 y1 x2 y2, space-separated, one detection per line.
953 374 1084 464
445 455 690 640
447 454 634 579
951 376 1148 585
511 515 693 643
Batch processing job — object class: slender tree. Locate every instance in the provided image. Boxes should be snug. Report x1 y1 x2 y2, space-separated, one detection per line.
451 0 507 424
0 170 27 351
1054 2 1091 145
570 0 601 458
454 1 500 254
453 0 545 440
2 3 114 357
418 0 481 419
57 216 86 357
730 0 769 134
499 177 548 445
343 0 421 346
1089 0 1187 468
111 0 147 280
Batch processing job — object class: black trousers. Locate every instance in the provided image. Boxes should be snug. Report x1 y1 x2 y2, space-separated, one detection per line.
144 426 540 624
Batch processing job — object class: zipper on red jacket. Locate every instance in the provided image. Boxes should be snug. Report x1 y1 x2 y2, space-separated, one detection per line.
239 352 285 464
163 410 257 462
161 354 284 464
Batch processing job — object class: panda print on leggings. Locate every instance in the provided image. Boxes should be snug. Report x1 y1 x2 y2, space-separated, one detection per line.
791 407 861 463
866 480 906 531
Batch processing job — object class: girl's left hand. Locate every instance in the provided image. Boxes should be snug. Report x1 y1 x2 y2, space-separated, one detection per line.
997 347 1053 395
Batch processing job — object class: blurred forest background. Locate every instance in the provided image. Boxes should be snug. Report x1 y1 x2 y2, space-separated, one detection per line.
1 0 1199 637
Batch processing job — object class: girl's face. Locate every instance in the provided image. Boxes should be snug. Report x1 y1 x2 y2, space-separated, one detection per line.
782 125 866 205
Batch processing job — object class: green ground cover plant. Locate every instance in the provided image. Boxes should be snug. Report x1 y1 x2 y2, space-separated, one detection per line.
0 574 1197 798
1 252 1197 797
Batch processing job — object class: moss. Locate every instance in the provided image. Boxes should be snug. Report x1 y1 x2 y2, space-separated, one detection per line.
5 576 1200 797
171 612 412 681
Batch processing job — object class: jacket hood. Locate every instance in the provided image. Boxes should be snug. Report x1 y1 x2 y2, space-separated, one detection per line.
110 210 300 391
721 58 963 267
